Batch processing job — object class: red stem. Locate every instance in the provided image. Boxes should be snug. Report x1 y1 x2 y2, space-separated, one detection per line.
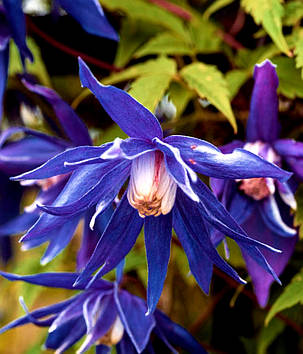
26 17 121 72
147 0 192 21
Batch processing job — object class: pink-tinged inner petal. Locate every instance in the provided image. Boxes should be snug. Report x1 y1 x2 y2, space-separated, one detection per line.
127 150 177 217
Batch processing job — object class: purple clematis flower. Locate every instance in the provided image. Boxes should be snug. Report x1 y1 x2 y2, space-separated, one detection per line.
12 57 293 314
0 77 112 269
210 59 300 307
0 271 206 354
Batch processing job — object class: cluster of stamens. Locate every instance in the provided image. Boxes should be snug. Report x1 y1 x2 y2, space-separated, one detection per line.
127 150 177 218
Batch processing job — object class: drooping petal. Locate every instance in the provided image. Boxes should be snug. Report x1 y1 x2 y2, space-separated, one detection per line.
193 178 281 253
0 297 76 334
114 286 155 353
77 206 113 271
56 0 118 41
3 0 33 63
174 192 246 288
78 58 163 140
0 210 39 237
40 215 80 265
144 213 172 314
276 181 297 210
22 78 92 146
38 160 130 216
77 295 117 353
283 156 303 181
259 195 297 237
96 345 111 354
273 139 303 158
74 193 144 287
116 334 138 354
11 145 110 181
165 135 291 181
0 271 111 290
246 60 280 142
241 209 297 307
155 311 207 354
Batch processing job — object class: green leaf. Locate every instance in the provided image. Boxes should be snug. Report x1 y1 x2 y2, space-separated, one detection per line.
114 18 161 67
265 268 303 325
257 318 285 354
168 81 194 117
180 62 237 132
225 69 249 99
283 1 303 26
189 15 222 54
129 73 175 112
9 37 51 86
272 56 303 98
134 32 193 58
241 0 290 55
203 0 236 19
294 185 303 240
100 0 188 38
103 56 176 85
295 38 303 80
235 44 281 69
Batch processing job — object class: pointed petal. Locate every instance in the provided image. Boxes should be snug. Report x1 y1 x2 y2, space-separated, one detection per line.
144 213 172 314
193 178 281 253
39 160 130 216
116 334 138 354
283 156 303 181
174 193 245 288
11 145 108 181
277 181 297 210
57 0 118 41
77 295 117 353
0 297 76 334
0 271 111 290
0 211 39 237
260 195 297 237
246 60 280 142
22 78 92 146
155 311 207 354
96 345 111 354
165 135 291 182
74 193 143 287
273 139 303 158
115 286 155 353
3 0 33 62
78 58 163 140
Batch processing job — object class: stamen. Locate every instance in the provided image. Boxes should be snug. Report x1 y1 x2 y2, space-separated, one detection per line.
127 151 177 217
98 317 124 346
239 178 271 200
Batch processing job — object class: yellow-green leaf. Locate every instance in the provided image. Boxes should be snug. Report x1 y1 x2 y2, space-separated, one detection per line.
180 62 237 132
168 81 194 117
257 318 285 354
134 32 193 58
265 269 303 325
225 69 250 99
283 1 303 26
241 0 290 56
294 185 303 240
203 0 236 19
295 38 303 80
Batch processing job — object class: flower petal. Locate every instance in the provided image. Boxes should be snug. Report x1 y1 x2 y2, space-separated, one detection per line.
22 78 92 146
273 139 303 157
78 58 163 140
174 192 246 288
0 45 9 120
155 311 207 354
165 135 291 181
38 160 130 216
115 286 155 353
259 195 297 237
246 60 280 142
3 0 33 63
0 271 111 290
74 193 144 287
11 145 108 181
144 213 172 314
57 0 118 41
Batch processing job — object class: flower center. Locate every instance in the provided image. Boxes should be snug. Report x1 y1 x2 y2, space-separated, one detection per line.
127 150 177 218
98 316 124 346
237 141 280 200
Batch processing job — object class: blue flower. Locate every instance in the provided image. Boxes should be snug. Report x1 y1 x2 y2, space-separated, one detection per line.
12 57 293 314
0 271 206 354
0 77 111 269
210 59 300 307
